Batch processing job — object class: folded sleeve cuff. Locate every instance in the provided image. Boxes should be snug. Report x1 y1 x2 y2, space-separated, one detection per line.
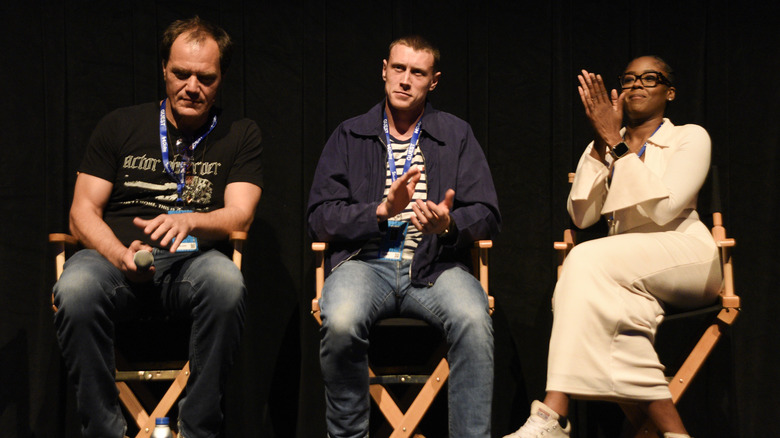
601 155 669 213
570 152 609 201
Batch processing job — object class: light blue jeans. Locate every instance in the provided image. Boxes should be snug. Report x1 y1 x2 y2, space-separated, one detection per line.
319 258 494 438
53 248 246 438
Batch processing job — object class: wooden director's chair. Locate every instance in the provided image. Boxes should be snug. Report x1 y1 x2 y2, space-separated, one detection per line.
311 240 494 438
50 231 247 438
554 171 739 437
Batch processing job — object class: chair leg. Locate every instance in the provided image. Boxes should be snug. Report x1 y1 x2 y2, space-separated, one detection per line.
389 358 449 438
140 362 190 438
117 381 150 435
370 366 405 429
668 309 736 403
116 361 190 438
368 358 450 438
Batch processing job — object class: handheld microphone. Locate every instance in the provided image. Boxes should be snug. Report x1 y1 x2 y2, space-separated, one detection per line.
133 250 154 271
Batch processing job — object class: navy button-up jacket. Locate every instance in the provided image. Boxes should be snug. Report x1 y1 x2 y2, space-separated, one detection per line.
307 101 501 286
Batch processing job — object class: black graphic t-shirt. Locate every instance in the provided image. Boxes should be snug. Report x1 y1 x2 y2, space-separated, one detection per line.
79 102 264 250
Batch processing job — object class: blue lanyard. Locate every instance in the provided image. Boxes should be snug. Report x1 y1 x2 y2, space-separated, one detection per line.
611 120 664 179
632 120 664 159
383 111 422 182
608 120 665 223
159 99 218 203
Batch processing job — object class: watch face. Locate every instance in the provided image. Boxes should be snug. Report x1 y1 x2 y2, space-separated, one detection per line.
612 142 629 158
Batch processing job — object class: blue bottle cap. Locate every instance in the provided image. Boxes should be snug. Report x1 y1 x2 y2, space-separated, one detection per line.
156 417 170 425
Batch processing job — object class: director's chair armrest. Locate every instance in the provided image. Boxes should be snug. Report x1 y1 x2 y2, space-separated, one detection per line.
49 233 78 311
229 231 248 270
311 242 328 325
472 240 494 315
710 212 739 309
553 229 576 279
49 233 78 281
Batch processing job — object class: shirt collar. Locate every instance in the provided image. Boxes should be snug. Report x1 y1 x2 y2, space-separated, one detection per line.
350 100 444 144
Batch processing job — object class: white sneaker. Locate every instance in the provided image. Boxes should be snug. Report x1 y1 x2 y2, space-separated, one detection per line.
663 434 691 438
503 400 571 438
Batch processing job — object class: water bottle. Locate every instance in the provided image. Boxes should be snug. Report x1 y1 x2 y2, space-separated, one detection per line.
151 417 174 438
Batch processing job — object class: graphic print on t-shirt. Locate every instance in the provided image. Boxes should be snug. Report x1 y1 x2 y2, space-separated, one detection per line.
118 151 221 211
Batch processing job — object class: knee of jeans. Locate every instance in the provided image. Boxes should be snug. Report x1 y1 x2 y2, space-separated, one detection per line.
451 304 492 338
436 285 491 340
54 270 112 321
209 284 245 316
196 265 246 313
322 301 366 345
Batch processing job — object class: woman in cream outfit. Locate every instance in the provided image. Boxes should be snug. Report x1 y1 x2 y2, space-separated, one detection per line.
505 57 722 438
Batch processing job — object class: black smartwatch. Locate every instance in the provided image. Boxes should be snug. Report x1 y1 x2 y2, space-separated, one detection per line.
609 141 630 160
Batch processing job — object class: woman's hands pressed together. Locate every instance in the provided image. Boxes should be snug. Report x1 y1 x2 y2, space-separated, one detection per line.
578 69 625 163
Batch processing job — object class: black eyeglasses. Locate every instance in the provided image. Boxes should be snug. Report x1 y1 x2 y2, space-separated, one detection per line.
618 71 672 89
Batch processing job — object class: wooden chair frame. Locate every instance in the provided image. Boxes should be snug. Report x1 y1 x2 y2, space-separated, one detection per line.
554 173 740 437
311 240 493 438
50 231 247 438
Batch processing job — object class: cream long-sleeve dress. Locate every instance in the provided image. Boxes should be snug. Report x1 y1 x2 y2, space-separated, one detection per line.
546 118 723 401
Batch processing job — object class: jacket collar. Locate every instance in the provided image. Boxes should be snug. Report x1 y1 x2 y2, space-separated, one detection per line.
646 117 674 148
618 117 674 148
350 100 445 144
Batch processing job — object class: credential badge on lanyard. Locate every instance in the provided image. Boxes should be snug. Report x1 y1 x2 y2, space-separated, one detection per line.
158 99 217 252
378 111 421 260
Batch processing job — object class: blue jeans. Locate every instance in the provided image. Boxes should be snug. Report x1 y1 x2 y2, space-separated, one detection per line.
53 248 246 438
319 258 494 438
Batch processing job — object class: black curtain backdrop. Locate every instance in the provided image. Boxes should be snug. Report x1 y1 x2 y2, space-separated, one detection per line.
2 1 778 437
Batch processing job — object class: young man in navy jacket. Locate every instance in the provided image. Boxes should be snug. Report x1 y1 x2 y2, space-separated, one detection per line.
307 35 500 438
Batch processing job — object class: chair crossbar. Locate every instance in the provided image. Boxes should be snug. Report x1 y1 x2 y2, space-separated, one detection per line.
663 303 722 321
370 375 432 385
115 370 183 381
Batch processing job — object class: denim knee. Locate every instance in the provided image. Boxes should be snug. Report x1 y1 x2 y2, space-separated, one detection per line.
319 264 383 438
322 292 366 335
320 263 383 353
187 252 246 314
453 305 492 337
430 270 491 336
321 295 368 360
53 250 125 322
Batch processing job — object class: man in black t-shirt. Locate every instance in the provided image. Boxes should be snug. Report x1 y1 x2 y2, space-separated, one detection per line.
53 17 263 438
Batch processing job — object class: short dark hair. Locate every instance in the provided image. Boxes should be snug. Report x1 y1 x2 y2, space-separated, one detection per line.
388 35 440 73
628 55 675 86
649 56 675 86
161 16 233 74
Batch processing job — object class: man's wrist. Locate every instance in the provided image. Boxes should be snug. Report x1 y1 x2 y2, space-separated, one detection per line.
376 202 388 222
437 216 455 239
107 245 130 270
